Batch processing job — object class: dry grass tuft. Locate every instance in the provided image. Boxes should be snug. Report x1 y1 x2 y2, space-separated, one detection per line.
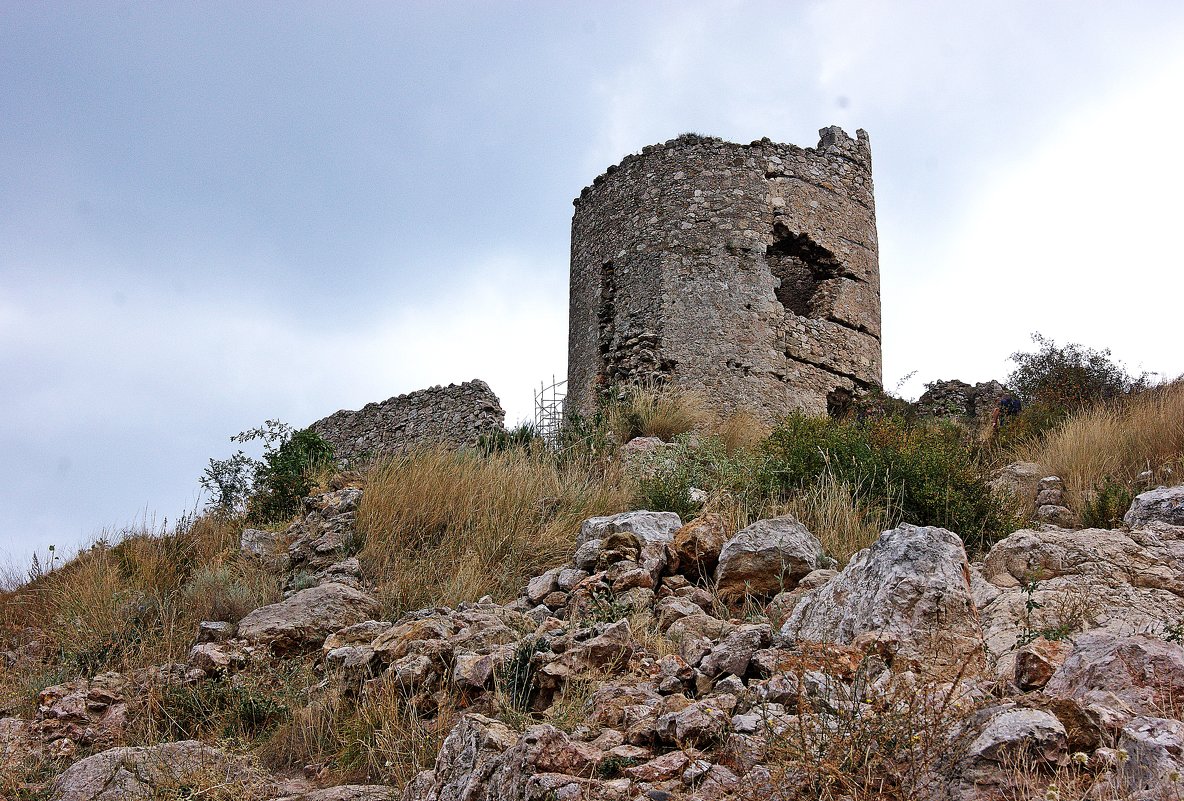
261 674 456 786
355 446 632 616
712 408 773 455
701 469 888 566
607 385 712 442
0 513 278 712
784 471 892 565
1018 378 1184 513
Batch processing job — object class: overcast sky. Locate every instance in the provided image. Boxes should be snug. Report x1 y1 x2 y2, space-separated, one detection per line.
3 1 1183 573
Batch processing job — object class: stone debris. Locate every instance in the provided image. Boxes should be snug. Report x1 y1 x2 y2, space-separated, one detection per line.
21 480 1184 801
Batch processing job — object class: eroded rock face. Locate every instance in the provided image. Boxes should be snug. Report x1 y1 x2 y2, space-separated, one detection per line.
715 516 824 600
50 740 275 801
405 713 518 801
781 524 980 664
978 525 1184 663
1117 716 1184 794
237 582 382 654
1043 634 1184 724
1126 484 1184 528
33 673 128 755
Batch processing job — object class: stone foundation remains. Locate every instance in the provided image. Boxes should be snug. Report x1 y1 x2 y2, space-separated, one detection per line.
309 379 505 465
566 127 882 425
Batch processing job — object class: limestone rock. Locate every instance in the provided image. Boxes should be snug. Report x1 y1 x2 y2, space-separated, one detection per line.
1013 637 1071 691
715 515 824 600
991 461 1043 504
781 524 980 663
978 526 1184 659
49 740 275 801
1117 716 1184 794
1035 504 1077 527
405 714 518 801
1125 484 1184 528
1043 633 1184 722
241 527 286 561
196 620 235 643
669 513 731 581
951 705 1068 799
187 641 247 674
237 582 381 654
577 511 682 548
699 624 769 678
485 725 602 799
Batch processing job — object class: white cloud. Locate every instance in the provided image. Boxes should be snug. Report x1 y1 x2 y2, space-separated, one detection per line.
887 50 1184 398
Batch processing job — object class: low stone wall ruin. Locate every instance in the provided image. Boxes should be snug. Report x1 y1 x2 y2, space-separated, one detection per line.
308 379 505 465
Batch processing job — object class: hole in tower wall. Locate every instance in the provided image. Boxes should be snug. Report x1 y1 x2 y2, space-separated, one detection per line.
766 228 841 319
827 388 853 419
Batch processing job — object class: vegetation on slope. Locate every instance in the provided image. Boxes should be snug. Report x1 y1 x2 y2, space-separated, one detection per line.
2 336 1183 797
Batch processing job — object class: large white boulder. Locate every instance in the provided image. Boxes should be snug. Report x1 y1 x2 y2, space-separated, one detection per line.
782 524 981 663
237 582 381 653
1125 484 1184 528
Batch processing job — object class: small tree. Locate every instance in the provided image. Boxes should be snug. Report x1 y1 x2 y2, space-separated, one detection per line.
1007 333 1146 413
200 421 334 523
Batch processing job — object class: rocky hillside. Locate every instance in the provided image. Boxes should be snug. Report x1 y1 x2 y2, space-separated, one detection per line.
6 478 1184 800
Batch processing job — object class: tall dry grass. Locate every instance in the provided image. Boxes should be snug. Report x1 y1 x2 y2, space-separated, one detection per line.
702 470 889 566
606 385 712 442
1018 379 1184 512
260 673 457 785
0 513 279 712
355 446 632 615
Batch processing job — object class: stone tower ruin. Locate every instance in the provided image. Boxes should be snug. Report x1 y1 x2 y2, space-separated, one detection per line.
566 126 882 425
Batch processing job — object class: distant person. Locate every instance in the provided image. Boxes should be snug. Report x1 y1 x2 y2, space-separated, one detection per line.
992 393 1022 430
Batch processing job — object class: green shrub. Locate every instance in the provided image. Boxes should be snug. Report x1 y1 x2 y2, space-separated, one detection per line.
201 421 335 524
479 422 543 455
1081 477 1135 530
632 434 760 521
760 415 1014 552
1007 333 1146 419
155 671 291 740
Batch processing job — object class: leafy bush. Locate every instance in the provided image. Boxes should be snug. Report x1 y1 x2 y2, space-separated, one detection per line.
632 434 761 522
760 415 1015 552
478 422 543 454
1081 477 1135 530
202 421 335 524
149 670 292 741
1007 333 1146 416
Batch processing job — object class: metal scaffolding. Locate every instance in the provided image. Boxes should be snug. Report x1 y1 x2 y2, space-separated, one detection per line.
533 376 567 445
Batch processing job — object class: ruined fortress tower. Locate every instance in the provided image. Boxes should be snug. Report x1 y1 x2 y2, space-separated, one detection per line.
566 126 882 425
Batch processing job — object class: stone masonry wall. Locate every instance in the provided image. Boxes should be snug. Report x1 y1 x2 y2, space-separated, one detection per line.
567 127 881 425
309 380 505 465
